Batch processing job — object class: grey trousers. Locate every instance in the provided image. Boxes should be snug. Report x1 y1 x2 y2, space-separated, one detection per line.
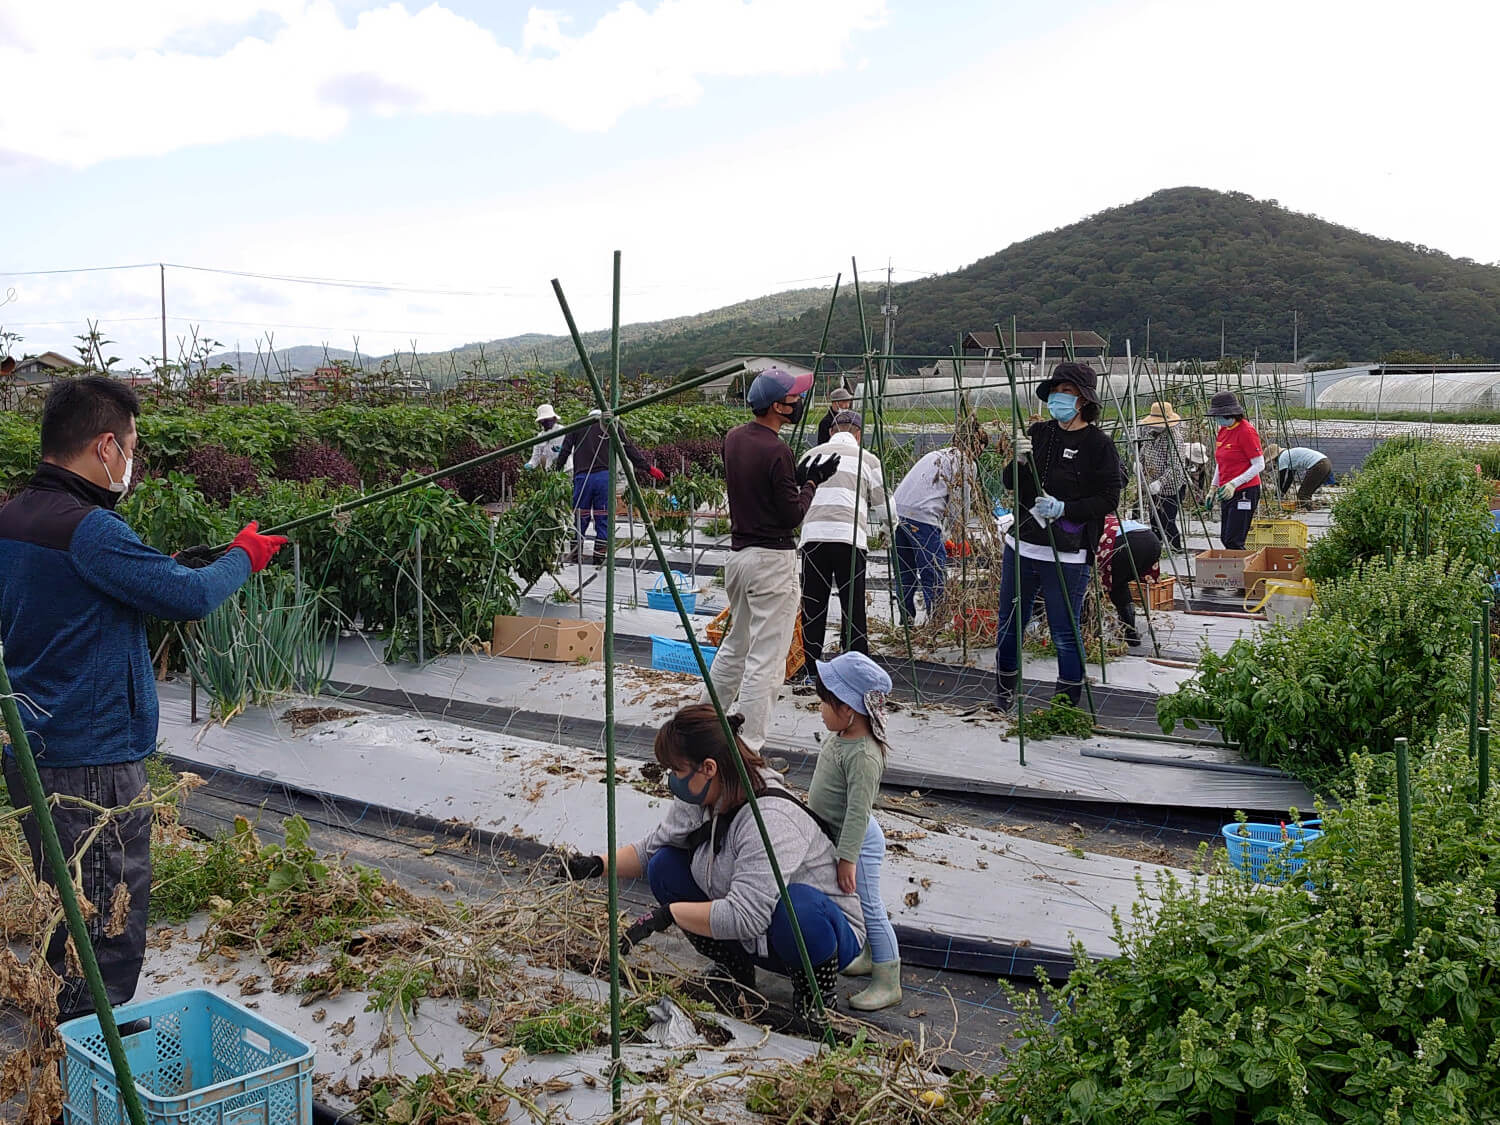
705 547 800 752
3 757 152 1021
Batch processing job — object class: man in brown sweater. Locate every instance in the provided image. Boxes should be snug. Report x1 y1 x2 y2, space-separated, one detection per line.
707 369 837 750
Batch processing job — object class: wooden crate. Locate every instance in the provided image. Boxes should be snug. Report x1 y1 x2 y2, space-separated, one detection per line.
1129 575 1176 610
707 608 805 678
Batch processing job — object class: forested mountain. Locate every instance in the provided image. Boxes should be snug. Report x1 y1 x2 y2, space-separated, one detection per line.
601 187 1500 376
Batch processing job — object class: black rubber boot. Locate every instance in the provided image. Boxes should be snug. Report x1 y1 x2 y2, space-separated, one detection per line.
1053 680 1084 707
994 669 1020 713
1119 602 1142 646
790 956 841 1036
683 932 762 1017
591 542 607 567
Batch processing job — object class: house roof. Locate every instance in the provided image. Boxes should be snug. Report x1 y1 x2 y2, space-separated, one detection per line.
964 330 1107 352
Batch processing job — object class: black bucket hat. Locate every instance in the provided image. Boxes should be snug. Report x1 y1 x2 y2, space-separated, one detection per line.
1205 391 1244 417
1036 361 1100 406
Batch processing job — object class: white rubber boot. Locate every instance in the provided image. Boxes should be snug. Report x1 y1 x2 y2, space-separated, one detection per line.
840 945 873 978
848 960 902 1012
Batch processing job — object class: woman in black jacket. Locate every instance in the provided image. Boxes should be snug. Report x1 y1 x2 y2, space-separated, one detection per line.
995 362 1122 709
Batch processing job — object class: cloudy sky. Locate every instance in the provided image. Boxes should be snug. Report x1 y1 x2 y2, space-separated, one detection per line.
1 0 1494 367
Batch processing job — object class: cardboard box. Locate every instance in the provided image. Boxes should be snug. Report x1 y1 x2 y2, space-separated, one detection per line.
1194 549 1257 590
1243 547 1306 597
492 615 604 663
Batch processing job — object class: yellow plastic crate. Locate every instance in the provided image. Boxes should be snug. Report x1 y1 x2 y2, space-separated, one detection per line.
1245 519 1309 550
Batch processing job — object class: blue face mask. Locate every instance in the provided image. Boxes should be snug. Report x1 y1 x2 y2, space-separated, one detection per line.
1046 393 1079 425
668 765 712 805
1215 416 1235 429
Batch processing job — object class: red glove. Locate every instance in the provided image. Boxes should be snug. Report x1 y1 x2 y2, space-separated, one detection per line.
648 466 667 482
230 521 289 574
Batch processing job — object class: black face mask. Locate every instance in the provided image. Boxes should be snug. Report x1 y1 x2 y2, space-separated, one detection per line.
779 399 805 425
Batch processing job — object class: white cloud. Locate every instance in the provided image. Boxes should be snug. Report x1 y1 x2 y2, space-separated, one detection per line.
5 0 1499 368
0 1 887 166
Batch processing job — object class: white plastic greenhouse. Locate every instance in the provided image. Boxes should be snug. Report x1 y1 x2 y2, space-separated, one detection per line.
1317 367 1500 414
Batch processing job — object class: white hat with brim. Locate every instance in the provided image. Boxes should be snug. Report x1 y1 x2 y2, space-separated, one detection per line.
536 403 558 422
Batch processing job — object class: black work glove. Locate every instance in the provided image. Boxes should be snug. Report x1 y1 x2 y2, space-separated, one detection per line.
174 544 223 569
620 904 675 954
558 852 605 881
796 454 838 488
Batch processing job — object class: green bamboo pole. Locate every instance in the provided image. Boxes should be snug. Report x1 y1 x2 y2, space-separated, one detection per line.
1480 725 1491 802
950 343 968 664
843 261 877 658
0 649 149 1125
849 260 921 695
1485 594 1493 728
1471 616 1483 759
1001 335 1028 767
788 277 842 456
552 276 832 1037
1395 735 1417 946
603 251 624 1112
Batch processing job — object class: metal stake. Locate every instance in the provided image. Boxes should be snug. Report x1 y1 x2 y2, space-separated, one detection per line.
1395 735 1417 946
0 650 149 1125
414 524 425 666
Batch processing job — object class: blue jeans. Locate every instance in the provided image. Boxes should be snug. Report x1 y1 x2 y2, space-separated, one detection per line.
572 470 610 545
994 546 1092 704
894 519 946 619
646 846 861 971
857 817 899 964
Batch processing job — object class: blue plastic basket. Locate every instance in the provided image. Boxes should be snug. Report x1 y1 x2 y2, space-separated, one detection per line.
647 571 696 614
650 634 716 677
1222 820 1322 885
60 989 314 1125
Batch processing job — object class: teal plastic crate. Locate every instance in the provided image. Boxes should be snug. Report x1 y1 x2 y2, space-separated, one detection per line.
60 989 314 1125
650 634 716 677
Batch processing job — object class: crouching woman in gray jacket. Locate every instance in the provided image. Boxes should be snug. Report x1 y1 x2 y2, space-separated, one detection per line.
577 704 864 1029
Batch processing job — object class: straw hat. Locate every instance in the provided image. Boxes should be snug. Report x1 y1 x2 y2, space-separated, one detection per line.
1263 443 1283 462
1139 401 1182 426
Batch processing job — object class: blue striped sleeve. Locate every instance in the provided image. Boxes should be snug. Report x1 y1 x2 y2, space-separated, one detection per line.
70 509 251 621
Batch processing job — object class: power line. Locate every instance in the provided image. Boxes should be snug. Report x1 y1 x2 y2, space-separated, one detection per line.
0 263 158 277
162 263 526 298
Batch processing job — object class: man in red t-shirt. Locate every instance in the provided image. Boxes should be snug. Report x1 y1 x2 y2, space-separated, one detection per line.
1205 391 1264 550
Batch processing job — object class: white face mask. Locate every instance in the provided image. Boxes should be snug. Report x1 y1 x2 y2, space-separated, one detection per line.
102 435 133 494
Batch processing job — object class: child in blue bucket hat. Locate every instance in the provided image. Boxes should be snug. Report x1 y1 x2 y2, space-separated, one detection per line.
809 651 902 1010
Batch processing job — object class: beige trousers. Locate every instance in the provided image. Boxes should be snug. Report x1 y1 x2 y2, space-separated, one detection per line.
705 546 800 752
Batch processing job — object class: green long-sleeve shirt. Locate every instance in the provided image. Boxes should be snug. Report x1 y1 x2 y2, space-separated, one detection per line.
807 733 885 864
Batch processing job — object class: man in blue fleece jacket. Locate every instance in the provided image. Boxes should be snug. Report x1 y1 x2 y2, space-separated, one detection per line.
0 376 286 1022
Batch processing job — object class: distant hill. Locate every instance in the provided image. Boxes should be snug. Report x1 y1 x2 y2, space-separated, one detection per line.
207 344 358 375
598 187 1500 376
209 289 830 379
212 189 1500 380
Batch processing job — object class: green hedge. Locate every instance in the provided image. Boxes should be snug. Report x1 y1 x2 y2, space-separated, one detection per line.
1305 440 1498 581
989 735 1500 1124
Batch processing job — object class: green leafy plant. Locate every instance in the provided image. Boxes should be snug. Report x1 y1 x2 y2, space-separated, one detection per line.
149 814 262 923
1305 440 1498 580
511 997 654 1054
988 735 1500 1124
183 572 335 721
1159 551 1484 790
1021 695 1094 740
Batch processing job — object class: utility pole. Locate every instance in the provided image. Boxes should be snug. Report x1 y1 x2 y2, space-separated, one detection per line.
1220 318 1225 362
159 264 168 384
1292 309 1299 367
880 260 898 384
